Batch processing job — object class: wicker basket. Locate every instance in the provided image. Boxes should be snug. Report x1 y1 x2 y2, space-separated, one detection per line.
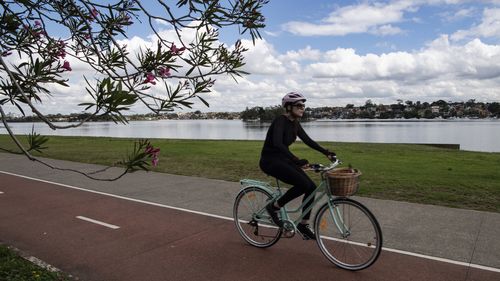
326 168 362 197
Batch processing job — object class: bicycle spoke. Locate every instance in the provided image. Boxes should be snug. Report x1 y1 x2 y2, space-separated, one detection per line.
315 199 382 271
234 186 282 248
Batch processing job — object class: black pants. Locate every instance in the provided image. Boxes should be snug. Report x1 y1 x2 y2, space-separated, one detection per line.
260 157 316 220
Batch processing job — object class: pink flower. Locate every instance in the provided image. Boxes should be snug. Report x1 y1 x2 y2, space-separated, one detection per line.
143 72 156 85
57 50 66 58
152 157 159 167
158 67 171 78
62 60 72 71
91 7 99 18
145 145 160 155
144 144 160 167
84 33 91 39
35 20 41 27
170 43 186 55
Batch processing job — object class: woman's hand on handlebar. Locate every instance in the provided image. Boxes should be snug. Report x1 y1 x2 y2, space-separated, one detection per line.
325 150 337 162
302 163 323 172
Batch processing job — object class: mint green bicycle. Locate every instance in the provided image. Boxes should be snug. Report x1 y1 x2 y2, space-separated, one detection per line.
233 159 382 271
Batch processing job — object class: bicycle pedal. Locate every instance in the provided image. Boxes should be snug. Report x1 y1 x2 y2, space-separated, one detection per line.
282 230 295 238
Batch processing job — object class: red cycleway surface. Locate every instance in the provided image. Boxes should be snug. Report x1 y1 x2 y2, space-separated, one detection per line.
0 173 498 281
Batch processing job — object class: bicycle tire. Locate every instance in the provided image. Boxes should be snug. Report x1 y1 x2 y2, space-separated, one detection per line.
233 186 282 248
314 198 382 271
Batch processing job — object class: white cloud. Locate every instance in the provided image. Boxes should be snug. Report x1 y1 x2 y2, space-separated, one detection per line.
305 35 500 83
179 35 500 112
282 1 415 36
239 39 286 75
370 24 404 36
263 30 280 37
278 46 322 61
451 8 500 41
441 7 476 22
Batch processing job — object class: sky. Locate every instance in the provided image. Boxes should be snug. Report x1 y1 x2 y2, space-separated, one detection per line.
3 0 500 115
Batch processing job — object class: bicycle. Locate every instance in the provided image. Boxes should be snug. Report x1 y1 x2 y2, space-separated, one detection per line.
233 159 383 271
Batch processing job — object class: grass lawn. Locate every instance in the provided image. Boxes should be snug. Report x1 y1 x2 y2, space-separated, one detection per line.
1 135 499 212
0 245 69 281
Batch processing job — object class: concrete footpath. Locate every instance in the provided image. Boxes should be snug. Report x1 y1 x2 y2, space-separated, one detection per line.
1 153 499 277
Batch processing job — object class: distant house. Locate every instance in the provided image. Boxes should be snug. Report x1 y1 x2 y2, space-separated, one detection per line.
431 106 440 113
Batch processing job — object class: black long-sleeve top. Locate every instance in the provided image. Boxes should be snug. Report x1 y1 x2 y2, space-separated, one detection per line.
260 115 328 164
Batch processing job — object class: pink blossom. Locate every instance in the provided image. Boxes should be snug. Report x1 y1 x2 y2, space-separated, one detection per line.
84 33 91 39
143 72 156 85
35 20 41 27
91 7 99 18
144 144 160 167
57 50 66 59
170 43 186 55
158 67 171 78
145 145 160 155
62 60 72 71
152 157 159 167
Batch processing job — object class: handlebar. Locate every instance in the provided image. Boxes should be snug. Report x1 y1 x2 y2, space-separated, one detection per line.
305 158 342 173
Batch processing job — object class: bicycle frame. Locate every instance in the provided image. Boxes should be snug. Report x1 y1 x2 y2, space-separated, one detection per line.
278 179 329 227
240 160 349 235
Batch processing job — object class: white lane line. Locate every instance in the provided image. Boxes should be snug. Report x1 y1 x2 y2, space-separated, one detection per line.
1 170 500 273
0 191 4 194
382 247 500 273
76 216 120 229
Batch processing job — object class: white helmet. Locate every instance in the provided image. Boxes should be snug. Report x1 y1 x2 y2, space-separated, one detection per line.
282 92 306 107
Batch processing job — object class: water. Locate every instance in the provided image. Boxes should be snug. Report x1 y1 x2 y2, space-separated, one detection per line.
2 119 500 152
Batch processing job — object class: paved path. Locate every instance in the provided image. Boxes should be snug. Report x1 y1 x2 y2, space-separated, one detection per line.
1 153 500 280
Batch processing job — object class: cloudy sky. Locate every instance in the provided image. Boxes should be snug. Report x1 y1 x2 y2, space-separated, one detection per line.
4 0 500 115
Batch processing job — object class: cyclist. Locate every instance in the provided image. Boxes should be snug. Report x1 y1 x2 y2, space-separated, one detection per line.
259 92 336 240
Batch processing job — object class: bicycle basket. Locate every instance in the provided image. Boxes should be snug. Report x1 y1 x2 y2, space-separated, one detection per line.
326 168 362 196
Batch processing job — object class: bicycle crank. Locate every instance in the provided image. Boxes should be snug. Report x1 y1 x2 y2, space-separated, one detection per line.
281 220 295 238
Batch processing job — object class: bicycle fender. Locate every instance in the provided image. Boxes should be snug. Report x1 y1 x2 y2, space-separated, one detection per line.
239 179 275 194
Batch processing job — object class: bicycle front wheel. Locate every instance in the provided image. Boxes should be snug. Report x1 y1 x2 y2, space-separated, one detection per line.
233 186 282 248
314 198 382 271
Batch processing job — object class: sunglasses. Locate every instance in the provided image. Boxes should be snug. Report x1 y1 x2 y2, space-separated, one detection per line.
293 103 306 109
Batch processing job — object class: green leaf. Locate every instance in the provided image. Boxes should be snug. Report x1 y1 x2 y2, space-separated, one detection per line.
27 126 49 153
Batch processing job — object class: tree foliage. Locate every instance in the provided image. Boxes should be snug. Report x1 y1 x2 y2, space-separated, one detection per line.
0 0 267 180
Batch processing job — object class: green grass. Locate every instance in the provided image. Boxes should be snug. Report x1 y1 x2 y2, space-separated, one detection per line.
1 135 499 212
0 245 69 281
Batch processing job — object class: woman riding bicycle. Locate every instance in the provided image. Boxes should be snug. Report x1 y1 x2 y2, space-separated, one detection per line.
259 92 336 240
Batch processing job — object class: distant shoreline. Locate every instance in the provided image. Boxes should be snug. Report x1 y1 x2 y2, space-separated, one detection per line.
3 117 499 123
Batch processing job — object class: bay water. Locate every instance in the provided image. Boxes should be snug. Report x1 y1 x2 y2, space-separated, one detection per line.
2 119 500 153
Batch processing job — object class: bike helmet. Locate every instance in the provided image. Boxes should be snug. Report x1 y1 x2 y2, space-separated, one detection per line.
282 92 306 107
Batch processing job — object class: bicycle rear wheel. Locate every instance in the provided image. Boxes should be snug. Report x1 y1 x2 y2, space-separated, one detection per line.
314 198 382 271
233 186 282 248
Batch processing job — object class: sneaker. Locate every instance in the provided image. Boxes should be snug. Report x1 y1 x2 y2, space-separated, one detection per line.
297 223 316 240
265 201 283 227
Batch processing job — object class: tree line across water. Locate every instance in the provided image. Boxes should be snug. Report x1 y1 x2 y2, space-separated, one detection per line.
240 99 500 121
4 99 500 123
